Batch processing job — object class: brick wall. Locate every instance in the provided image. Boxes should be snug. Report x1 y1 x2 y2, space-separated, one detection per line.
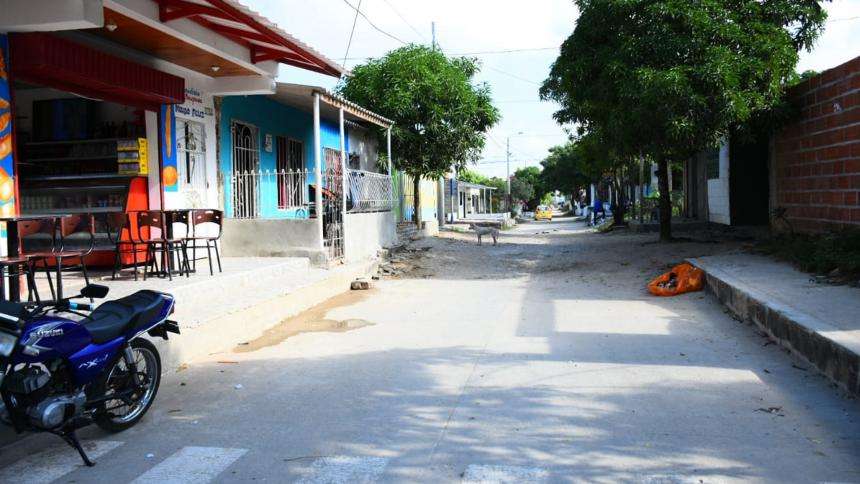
773 56 860 232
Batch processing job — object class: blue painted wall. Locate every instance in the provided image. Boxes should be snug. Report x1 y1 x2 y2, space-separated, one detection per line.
219 96 347 218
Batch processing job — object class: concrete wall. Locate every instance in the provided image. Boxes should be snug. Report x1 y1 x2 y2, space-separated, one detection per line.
707 141 732 225
220 218 325 263
218 95 345 219
346 124 380 172
344 211 397 262
772 55 860 232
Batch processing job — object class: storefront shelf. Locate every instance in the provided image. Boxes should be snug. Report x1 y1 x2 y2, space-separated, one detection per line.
22 207 124 215
27 155 118 162
26 138 122 146
27 174 136 181
25 185 128 192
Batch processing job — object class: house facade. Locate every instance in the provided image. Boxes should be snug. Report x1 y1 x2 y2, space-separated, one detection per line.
217 83 398 264
0 0 343 263
682 54 859 232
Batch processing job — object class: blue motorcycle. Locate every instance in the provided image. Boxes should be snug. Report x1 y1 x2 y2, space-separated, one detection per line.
0 284 179 466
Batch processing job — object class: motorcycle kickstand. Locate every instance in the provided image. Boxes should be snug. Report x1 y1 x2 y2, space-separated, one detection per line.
60 430 95 467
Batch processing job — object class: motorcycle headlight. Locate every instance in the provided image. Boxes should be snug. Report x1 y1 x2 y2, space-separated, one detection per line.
0 331 17 357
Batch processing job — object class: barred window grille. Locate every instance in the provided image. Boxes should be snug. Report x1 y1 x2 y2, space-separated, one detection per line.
276 137 304 209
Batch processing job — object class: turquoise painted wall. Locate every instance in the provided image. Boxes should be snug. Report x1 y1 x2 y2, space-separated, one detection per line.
219 96 346 218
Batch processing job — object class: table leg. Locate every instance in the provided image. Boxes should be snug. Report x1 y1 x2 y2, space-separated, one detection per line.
6 222 21 302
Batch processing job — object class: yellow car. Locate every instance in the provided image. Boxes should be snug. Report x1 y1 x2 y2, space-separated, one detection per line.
535 205 553 221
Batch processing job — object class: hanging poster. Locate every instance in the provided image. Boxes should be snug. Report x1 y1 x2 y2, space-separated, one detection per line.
160 104 178 192
0 35 16 217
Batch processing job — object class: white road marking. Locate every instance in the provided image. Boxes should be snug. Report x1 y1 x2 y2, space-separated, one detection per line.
462 464 549 484
0 440 123 484
297 455 388 484
131 446 247 484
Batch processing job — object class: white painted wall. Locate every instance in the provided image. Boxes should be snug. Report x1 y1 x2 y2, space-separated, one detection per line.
707 140 731 225
344 211 397 263
346 126 379 172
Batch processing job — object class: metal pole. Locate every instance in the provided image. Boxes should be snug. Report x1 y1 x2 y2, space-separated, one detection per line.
386 127 392 175
339 107 348 261
313 93 323 253
506 137 511 208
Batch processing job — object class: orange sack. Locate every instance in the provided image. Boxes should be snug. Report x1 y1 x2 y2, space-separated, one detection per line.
648 263 705 297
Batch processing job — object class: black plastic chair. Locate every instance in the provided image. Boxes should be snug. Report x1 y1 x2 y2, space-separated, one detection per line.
186 209 223 275
132 211 189 281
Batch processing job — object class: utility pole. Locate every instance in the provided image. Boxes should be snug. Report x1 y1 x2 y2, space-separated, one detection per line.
506 137 511 207
431 21 436 50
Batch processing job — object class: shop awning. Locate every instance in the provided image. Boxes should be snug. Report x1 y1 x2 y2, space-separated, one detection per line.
10 32 185 110
152 0 345 77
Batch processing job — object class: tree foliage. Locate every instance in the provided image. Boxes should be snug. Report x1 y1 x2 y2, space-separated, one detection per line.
540 0 829 240
510 177 535 206
337 45 500 179
338 45 499 223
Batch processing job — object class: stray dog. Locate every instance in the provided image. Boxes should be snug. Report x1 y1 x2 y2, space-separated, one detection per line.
469 223 499 246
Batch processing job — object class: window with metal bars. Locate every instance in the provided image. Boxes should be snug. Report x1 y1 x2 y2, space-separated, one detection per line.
276 137 305 209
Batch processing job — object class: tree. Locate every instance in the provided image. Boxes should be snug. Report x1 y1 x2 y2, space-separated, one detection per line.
510 177 535 206
338 45 500 225
541 0 828 241
539 141 589 198
513 166 544 209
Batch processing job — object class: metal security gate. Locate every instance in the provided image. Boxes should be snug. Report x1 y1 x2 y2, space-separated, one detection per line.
323 148 344 261
231 121 260 218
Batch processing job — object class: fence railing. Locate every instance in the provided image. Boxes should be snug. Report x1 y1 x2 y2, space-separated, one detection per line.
347 169 394 213
229 169 309 219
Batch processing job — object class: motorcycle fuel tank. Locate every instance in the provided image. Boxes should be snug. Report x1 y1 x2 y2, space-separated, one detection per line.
16 316 91 363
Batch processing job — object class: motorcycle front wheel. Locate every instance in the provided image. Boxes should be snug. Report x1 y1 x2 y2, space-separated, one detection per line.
94 338 162 432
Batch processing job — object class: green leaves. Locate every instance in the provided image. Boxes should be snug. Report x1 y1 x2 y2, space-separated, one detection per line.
337 45 500 179
540 0 829 163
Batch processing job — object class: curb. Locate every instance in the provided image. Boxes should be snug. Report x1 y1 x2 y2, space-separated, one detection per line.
688 258 859 396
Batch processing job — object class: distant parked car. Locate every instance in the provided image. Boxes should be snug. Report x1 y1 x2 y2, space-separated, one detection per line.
535 205 553 221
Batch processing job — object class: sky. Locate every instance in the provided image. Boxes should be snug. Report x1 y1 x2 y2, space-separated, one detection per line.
248 0 860 179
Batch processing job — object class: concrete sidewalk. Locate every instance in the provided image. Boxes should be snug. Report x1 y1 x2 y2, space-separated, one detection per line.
31 256 379 371
690 254 860 395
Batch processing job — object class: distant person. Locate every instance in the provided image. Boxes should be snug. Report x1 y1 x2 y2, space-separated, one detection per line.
592 196 605 225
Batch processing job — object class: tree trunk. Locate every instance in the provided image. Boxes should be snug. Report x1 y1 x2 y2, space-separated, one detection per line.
656 158 672 241
412 175 421 227
613 169 626 226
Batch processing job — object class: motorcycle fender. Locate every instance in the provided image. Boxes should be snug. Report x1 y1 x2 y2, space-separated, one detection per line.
147 320 180 340
68 337 124 386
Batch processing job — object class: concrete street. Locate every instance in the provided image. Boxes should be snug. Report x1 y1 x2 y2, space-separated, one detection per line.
1 217 858 483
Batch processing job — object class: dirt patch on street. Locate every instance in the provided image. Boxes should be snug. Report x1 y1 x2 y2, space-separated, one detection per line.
233 290 375 353
387 218 746 288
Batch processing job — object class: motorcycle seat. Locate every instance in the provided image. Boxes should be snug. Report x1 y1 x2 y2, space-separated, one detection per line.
82 291 167 344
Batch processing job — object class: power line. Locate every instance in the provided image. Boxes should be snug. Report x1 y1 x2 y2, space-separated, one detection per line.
342 45 560 61
829 15 860 22
450 46 558 56
380 0 428 42
342 0 363 68
340 0 408 45
483 65 542 85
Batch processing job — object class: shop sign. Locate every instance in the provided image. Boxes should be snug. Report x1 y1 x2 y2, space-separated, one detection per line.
0 35 15 217
175 86 212 120
161 104 178 193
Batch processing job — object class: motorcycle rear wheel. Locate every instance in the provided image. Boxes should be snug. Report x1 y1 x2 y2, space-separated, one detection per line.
94 338 162 433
